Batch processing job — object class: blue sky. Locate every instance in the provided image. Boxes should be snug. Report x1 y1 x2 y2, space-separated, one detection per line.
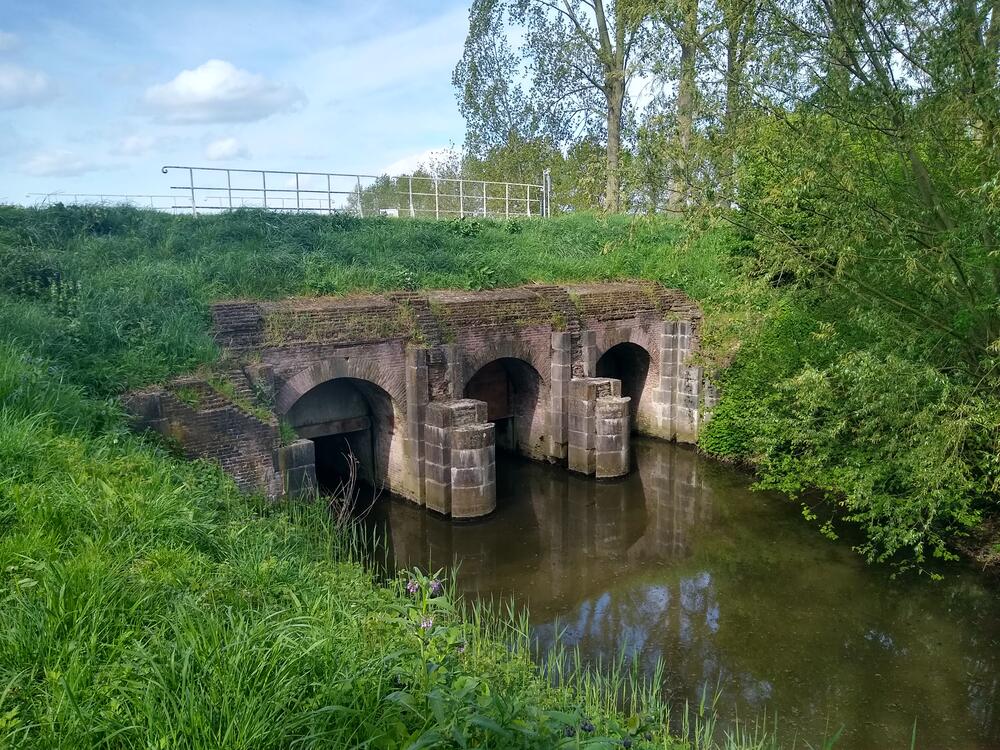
0 0 469 203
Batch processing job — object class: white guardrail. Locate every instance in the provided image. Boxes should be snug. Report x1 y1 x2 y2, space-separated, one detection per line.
27 165 553 219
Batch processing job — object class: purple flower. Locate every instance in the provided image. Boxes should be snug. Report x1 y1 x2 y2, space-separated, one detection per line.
429 578 444 597
406 579 419 595
581 719 595 733
420 617 434 631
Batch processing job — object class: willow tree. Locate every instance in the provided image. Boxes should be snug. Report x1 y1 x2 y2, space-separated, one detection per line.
454 0 654 211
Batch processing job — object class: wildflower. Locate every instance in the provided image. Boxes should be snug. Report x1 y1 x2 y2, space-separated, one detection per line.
429 578 444 597
622 737 632 749
420 617 434 631
456 642 466 654
406 579 419 595
581 719 595 733
564 726 576 737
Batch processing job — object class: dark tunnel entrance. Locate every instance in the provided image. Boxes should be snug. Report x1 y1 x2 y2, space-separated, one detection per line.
463 357 541 455
596 342 650 432
284 377 395 497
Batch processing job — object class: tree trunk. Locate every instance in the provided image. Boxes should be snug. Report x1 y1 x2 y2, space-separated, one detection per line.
670 0 698 212
605 78 625 212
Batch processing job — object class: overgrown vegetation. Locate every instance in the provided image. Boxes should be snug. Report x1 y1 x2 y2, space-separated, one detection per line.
0 206 787 748
3 199 998 576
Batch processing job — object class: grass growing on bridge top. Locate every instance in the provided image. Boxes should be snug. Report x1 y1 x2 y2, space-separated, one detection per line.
0 204 741 394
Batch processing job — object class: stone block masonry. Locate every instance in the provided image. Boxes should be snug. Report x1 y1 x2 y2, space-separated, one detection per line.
567 378 630 479
127 282 712 519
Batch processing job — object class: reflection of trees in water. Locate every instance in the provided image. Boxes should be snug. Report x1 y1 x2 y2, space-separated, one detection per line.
373 441 1000 749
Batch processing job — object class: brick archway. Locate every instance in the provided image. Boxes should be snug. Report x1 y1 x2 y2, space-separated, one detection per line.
275 356 406 416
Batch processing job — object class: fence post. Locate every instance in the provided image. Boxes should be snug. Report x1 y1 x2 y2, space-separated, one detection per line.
435 178 439 219
526 184 531 217
226 169 233 210
327 174 332 214
543 168 551 217
482 181 487 217
295 173 301 212
188 168 196 216
356 176 364 218
459 179 464 218
409 176 415 218
262 171 268 210
505 183 509 219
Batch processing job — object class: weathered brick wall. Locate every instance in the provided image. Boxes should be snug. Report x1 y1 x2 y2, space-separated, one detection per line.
125 378 281 495
128 282 711 513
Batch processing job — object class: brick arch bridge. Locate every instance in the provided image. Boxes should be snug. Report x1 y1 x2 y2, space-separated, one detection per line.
127 283 716 520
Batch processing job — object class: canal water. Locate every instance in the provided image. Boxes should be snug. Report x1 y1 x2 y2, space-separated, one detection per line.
369 438 1000 749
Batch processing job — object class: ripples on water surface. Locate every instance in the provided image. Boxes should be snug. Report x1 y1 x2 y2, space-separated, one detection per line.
370 439 1000 749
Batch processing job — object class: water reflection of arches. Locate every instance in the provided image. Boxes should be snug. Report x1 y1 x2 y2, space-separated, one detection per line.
462 357 544 458
283 377 397 493
379 439 714 612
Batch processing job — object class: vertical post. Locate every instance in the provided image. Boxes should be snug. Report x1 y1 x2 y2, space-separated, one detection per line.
526 184 531 217
327 174 332 215
409 176 414 218
543 168 551 217
434 178 440 219
295 173 301 212
505 183 509 219
226 169 233 210
262 171 268 210
356 176 364 218
482 181 487 217
188 168 196 216
459 179 464 218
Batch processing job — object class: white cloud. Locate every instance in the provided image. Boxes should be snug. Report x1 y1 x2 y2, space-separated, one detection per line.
22 148 95 177
204 136 249 161
116 133 158 156
145 59 305 124
0 64 55 109
384 147 458 176
0 31 18 52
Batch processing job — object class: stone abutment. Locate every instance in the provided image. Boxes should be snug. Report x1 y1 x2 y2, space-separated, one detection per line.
127 282 713 520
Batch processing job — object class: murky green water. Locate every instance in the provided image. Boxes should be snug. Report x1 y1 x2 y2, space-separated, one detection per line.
370 439 1000 749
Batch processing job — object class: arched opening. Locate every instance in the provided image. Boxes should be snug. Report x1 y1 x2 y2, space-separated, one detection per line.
596 342 650 432
463 357 542 456
284 377 395 495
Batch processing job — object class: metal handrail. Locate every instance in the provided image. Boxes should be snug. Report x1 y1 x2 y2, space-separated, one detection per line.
160 165 551 218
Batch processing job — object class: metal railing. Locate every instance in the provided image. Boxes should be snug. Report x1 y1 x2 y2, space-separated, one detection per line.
161 165 552 218
26 193 185 212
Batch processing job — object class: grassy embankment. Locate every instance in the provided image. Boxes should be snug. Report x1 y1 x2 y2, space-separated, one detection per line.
0 205 778 749
2 201 994 745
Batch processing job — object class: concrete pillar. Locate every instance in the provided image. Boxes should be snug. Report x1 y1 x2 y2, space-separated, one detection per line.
656 319 700 442
595 395 630 478
423 398 496 518
580 330 597 377
548 331 572 460
274 439 316 497
404 346 429 505
568 377 629 476
442 344 460 399
450 422 496 518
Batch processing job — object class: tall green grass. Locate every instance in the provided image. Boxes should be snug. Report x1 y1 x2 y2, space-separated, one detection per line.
0 204 742 394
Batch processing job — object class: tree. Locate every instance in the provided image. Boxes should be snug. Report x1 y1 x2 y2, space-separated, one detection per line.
454 0 654 211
